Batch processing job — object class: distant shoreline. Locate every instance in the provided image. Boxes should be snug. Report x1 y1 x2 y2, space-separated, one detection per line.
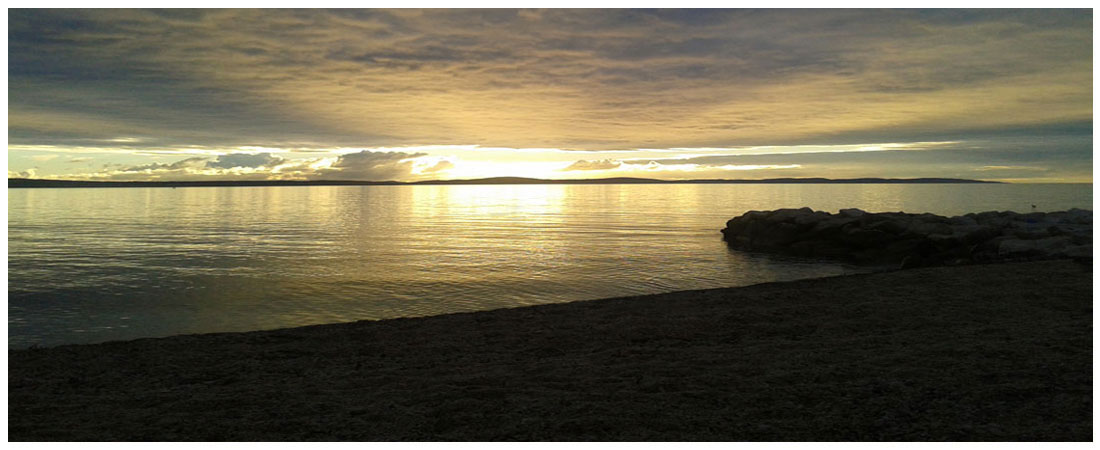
8 176 1003 189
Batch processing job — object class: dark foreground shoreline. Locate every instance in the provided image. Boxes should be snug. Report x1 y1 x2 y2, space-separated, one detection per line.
9 260 1092 441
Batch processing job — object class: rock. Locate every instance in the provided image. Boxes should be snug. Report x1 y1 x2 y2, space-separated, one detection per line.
906 221 954 236
927 233 963 248
960 225 1001 245
899 255 921 269
1047 223 1091 238
915 212 949 223
1061 244 1092 260
970 211 1017 228
793 210 831 226
1010 226 1051 240
809 217 854 235
721 207 1093 268
948 216 979 226
1021 212 1049 224
996 236 1073 257
840 228 895 249
997 238 1037 256
766 208 815 223
868 219 907 235
1034 236 1074 252
1064 208 1093 224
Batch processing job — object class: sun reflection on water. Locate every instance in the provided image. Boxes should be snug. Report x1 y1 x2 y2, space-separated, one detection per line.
8 183 1091 347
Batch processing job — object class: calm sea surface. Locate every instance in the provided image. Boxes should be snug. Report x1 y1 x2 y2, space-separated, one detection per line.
8 183 1092 348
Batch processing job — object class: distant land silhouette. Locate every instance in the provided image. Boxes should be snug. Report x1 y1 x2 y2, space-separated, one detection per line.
8 177 1001 189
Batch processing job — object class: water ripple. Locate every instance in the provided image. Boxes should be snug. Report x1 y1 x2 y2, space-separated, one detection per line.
9 183 1091 347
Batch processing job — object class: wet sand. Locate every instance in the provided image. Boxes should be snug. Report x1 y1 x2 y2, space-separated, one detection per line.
8 260 1092 441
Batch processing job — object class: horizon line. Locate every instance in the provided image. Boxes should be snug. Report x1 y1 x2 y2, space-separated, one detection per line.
7 176 1022 188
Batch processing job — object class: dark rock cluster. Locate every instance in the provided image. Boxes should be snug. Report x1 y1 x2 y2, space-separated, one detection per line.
722 207 1092 268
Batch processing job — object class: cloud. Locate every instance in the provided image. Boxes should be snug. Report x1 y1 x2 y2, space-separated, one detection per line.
9 169 38 178
109 152 283 173
706 164 801 171
619 161 800 172
207 152 285 169
124 157 209 172
312 150 429 181
30 154 58 161
67 157 94 163
562 159 622 171
6 10 1092 182
82 153 289 180
418 159 455 173
17 148 448 182
973 165 1049 172
7 9 1091 153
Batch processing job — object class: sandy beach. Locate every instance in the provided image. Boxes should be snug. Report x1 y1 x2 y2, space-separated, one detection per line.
8 260 1092 441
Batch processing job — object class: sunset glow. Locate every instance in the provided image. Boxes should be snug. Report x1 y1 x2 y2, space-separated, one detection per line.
8 9 1094 440
8 9 1093 183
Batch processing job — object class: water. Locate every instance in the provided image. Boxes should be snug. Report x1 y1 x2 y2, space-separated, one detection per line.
8 183 1091 348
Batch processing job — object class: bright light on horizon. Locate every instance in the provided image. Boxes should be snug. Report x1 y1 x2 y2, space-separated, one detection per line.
5 140 1090 183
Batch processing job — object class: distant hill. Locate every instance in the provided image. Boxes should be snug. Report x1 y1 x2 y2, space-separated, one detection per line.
8 177 1001 188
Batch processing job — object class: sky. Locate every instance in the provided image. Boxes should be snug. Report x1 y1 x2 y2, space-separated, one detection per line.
7 9 1094 183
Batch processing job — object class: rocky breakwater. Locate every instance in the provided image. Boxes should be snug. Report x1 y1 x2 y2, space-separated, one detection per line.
722 207 1092 268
